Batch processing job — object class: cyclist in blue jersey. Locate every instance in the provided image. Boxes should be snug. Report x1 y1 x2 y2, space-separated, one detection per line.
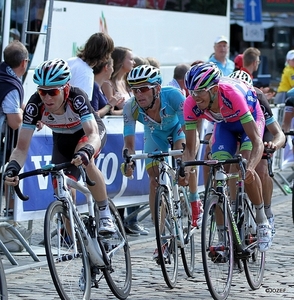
3 59 115 235
121 65 203 260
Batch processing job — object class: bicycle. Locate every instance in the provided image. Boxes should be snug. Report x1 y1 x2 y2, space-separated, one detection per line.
13 162 132 300
123 148 198 288
179 154 265 300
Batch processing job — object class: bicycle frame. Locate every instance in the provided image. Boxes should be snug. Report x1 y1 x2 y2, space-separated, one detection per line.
125 149 195 248
54 170 107 266
212 165 250 258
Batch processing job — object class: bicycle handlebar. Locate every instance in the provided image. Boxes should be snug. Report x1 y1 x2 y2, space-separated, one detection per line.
284 131 294 136
177 154 247 178
262 148 275 178
123 148 184 161
14 162 95 201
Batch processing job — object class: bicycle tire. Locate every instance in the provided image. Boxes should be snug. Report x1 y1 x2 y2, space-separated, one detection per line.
292 185 294 224
95 199 132 300
178 186 195 277
154 185 178 288
44 200 91 300
0 258 8 300
201 195 233 300
242 196 266 290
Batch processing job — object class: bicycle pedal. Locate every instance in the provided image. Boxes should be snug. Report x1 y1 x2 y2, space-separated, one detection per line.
236 249 252 259
91 280 99 289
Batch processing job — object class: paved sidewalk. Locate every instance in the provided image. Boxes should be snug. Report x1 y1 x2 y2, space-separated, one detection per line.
2 169 294 299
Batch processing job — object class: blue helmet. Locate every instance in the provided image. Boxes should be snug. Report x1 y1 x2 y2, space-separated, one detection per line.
184 62 221 91
127 65 162 86
33 58 71 86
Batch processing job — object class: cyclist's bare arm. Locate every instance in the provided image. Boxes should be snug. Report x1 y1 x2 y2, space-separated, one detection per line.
282 110 294 133
265 121 286 150
242 120 263 171
4 127 34 186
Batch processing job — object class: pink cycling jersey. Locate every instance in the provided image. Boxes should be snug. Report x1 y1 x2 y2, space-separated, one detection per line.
184 77 263 125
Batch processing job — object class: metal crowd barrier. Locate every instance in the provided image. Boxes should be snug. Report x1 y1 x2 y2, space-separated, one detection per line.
0 115 40 265
270 103 294 194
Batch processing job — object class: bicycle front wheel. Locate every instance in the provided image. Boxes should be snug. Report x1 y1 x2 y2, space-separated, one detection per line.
201 195 233 300
0 258 8 300
96 199 132 300
154 185 178 288
44 200 91 300
178 186 195 277
242 198 265 290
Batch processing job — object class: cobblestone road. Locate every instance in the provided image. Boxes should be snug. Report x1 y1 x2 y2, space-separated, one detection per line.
2 178 294 299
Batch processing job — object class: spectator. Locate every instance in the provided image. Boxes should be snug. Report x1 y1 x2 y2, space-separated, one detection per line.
102 46 134 116
9 28 20 42
67 32 114 101
241 47 261 79
275 50 294 104
234 53 243 71
0 41 28 218
167 63 190 96
92 58 124 118
146 57 160 68
134 56 150 66
208 35 234 76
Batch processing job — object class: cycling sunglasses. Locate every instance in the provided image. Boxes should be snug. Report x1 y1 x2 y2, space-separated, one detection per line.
131 85 156 94
37 86 65 97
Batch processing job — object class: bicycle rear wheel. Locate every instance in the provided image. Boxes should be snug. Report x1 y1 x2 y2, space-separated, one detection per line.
178 186 195 277
0 258 8 300
242 198 265 290
154 185 178 288
95 199 132 300
44 200 91 300
201 195 233 300
292 185 294 224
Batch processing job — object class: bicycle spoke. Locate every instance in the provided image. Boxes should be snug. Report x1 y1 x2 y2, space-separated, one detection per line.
201 195 233 300
44 201 91 300
154 186 178 288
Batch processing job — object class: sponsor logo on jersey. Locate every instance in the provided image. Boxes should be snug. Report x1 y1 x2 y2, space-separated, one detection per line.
25 103 38 117
73 95 86 110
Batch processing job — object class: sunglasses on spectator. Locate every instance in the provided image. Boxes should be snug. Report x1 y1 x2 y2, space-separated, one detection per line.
37 86 65 97
131 85 156 94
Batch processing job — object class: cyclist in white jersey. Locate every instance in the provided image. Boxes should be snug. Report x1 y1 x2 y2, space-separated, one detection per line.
3 59 115 235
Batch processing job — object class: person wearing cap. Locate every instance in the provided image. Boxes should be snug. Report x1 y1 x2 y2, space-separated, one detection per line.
277 50 294 95
233 54 243 71
208 35 234 76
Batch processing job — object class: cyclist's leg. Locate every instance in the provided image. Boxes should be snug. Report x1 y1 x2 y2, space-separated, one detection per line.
211 123 239 246
173 125 203 227
239 133 272 252
256 129 275 236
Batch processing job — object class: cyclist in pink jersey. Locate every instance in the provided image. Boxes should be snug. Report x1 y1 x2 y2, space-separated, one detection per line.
182 62 272 252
